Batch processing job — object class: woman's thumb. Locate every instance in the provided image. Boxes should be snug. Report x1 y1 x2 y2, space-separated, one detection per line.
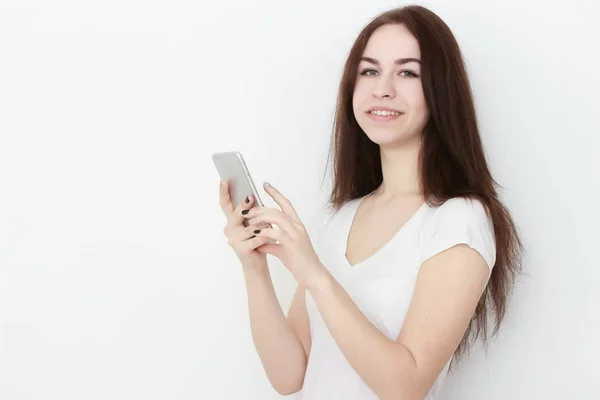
256 243 282 258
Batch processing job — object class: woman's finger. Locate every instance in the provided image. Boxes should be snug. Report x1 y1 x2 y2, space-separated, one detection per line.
252 227 286 245
228 193 256 229
231 223 267 242
243 207 296 237
262 183 301 223
241 234 273 252
247 217 269 228
219 181 234 215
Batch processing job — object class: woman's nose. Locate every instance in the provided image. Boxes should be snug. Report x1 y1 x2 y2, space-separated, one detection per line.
373 77 396 99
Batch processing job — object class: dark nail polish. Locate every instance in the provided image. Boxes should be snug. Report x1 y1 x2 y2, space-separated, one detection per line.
250 235 256 239
245 196 249 204
254 229 261 234
242 209 249 215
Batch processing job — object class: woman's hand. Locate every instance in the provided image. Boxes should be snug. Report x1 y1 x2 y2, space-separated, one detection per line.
243 182 328 288
219 181 271 273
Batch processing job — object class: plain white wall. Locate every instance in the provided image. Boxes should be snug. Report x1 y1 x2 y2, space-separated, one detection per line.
1 0 598 399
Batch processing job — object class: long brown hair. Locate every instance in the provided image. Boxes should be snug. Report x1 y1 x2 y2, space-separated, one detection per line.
323 5 524 366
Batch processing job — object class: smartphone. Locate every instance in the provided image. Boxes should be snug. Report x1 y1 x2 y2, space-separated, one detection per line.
212 151 268 228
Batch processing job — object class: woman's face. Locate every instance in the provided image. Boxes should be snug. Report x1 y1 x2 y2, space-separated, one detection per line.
352 24 430 147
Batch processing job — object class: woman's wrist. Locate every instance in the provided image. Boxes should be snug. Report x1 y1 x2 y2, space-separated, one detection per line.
242 260 270 282
306 264 335 294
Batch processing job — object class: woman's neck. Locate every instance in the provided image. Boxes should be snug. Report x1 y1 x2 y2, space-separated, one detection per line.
375 141 422 201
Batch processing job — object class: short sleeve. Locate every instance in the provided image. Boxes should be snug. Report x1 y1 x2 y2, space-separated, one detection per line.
419 197 496 271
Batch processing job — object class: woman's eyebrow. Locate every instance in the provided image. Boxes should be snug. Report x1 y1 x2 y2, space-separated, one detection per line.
360 56 421 65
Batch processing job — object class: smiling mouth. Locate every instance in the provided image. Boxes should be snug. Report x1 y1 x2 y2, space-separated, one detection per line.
366 111 404 121
367 110 402 116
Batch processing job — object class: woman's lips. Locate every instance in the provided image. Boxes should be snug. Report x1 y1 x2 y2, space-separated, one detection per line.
366 112 403 122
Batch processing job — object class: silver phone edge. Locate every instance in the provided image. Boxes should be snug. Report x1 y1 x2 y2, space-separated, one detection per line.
213 151 277 244
233 151 265 207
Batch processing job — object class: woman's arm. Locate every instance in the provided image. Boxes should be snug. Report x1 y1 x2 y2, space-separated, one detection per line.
307 244 489 400
244 268 311 395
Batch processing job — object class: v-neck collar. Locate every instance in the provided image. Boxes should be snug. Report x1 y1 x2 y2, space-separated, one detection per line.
342 194 427 268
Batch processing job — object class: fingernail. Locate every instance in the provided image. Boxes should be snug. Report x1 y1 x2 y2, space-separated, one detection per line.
242 209 249 215
254 229 261 234
264 182 272 187
245 196 250 204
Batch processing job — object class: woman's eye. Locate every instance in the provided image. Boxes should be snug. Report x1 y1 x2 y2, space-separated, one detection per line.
359 69 419 78
359 69 377 76
400 70 419 78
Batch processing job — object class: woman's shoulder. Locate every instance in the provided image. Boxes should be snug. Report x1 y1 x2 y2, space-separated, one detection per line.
419 196 496 268
321 197 362 227
313 197 363 244
421 196 493 239
429 196 490 221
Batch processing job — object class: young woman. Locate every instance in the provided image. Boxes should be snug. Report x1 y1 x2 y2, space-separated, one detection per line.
218 5 523 400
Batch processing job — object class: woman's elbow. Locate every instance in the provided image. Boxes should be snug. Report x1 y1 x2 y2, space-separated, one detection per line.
377 385 422 400
374 372 425 400
272 380 303 396
267 371 305 396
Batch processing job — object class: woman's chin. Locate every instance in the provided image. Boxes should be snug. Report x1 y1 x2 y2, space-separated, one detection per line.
365 131 418 147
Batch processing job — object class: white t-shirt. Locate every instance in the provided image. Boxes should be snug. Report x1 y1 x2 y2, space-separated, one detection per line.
300 194 496 400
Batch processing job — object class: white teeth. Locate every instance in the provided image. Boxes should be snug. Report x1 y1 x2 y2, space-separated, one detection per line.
369 110 400 116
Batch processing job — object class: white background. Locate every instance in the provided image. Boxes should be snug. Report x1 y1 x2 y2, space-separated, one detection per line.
1 0 598 399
